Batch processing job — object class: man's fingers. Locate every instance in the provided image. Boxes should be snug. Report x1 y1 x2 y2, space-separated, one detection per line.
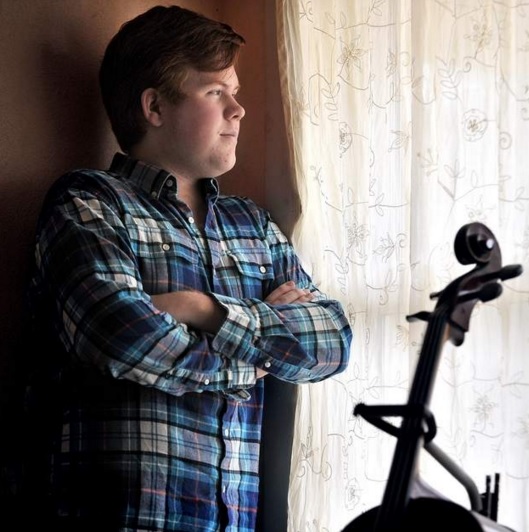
265 281 314 305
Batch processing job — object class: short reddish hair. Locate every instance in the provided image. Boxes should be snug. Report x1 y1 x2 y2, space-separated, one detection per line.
99 5 245 152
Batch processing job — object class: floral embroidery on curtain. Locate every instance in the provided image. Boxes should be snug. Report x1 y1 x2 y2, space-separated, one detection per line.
276 1 529 530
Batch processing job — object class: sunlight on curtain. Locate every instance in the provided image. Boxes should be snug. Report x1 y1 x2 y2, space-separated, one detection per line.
276 1 529 531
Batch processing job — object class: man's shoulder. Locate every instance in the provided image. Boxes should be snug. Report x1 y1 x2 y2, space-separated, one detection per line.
50 167 119 192
44 167 131 205
216 193 268 217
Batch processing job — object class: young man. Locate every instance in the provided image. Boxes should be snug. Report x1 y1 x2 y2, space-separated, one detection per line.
24 5 352 531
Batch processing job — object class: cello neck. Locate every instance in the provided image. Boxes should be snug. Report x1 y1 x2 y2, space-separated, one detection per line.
374 310 449 531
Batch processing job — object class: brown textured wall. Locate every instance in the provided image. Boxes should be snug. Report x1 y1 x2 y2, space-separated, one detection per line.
0 0 296 485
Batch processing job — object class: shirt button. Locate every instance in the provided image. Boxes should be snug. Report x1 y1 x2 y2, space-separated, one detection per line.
204 379 210 385
222 485 227 493
162 243 171 251
165 179 173 188
264 361 271 368
259 266 267 273
224 429 229 437
188 216 195 224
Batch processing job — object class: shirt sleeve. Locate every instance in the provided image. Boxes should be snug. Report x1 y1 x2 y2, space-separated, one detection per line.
209 216 352 384
210 292 351 383
33 177 259 399
34 174 352 399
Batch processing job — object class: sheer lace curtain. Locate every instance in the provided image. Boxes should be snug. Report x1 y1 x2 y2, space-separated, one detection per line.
276 1 529 531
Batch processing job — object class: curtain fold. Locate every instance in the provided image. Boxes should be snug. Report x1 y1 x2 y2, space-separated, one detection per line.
276 1 529 531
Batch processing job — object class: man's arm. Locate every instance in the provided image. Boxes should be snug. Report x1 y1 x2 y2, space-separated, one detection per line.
151 281 313 333
151 281 315 379
151 291 226 334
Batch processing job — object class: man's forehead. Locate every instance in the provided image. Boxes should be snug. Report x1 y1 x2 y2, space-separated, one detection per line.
185 66 240 87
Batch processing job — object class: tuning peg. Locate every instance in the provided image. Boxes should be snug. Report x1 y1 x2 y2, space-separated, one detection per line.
480 264 524 283
457 283 503 304
479 283 503 302
406 311 431 323
499 264 523 281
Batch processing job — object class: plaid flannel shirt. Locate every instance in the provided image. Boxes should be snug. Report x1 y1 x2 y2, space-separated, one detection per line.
27 152 352 531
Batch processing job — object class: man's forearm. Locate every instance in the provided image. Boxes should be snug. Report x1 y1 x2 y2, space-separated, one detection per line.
151 281 314 378
151 291 227 334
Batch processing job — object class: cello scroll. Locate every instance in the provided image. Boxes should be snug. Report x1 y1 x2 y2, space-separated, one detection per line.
344 222 523 531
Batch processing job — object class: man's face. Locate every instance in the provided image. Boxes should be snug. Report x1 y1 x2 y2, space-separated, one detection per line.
158 66 245 179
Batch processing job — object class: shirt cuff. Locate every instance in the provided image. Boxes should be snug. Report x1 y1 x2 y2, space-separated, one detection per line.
208 293 260 361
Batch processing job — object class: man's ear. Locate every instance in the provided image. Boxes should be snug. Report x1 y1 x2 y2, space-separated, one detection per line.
140 88 164 127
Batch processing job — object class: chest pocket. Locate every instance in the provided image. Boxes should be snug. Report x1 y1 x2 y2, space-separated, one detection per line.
127 219 202 293
219 246 275 298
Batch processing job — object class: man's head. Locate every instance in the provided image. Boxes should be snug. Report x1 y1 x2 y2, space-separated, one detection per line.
99 5 245 153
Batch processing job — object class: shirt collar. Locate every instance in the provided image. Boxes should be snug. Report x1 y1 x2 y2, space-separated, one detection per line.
108 152 220 201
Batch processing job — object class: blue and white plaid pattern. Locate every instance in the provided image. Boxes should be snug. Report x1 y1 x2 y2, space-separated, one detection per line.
29 153 352 531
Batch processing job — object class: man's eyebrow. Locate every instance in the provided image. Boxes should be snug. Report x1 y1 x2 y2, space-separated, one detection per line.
200 73 240 90
207 80 241 91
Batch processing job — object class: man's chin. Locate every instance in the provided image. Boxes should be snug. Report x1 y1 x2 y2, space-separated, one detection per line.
212 158 237 178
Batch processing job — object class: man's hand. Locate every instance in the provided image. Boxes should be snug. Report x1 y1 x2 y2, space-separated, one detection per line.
265 280 314 305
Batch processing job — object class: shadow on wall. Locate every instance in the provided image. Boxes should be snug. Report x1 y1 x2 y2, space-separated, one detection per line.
0 10 114 523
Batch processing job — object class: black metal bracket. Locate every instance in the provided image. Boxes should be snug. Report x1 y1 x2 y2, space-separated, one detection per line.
353 402 437 443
